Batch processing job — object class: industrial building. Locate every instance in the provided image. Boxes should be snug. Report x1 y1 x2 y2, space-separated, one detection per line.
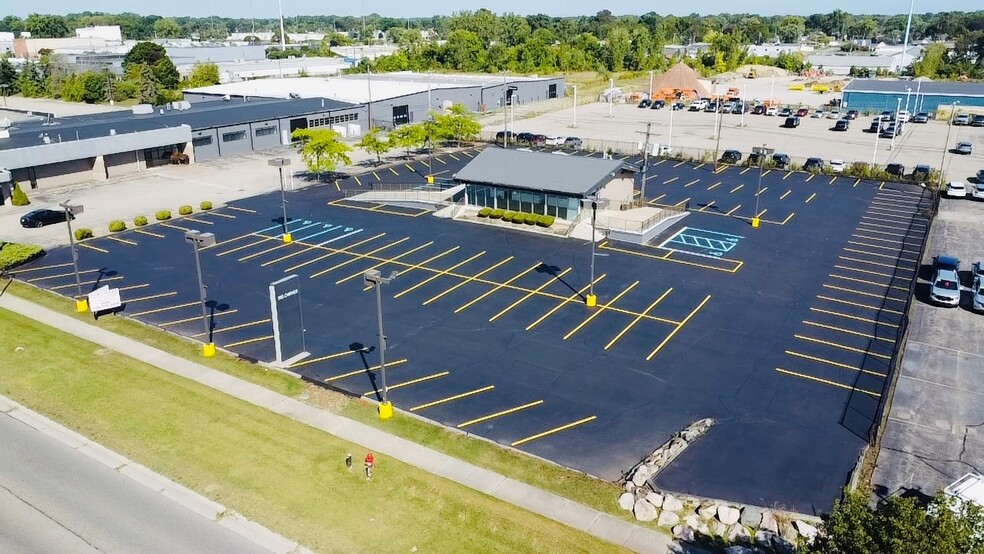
842 79 984 113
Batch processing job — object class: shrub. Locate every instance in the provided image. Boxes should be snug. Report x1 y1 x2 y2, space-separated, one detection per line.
155 210 172 221
502 211 516 221
108 220 126 232
489 209 505 219
74 228 93 241
536 215 555 227
524 213 538 225
11 183 30 206
134 215 148 227
178 205 193 215
478 207 493 218
200 201 213 211
0 242 45 271
511 212 527 224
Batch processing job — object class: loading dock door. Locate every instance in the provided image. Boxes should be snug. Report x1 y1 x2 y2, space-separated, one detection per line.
548 84 557 99
393 105 410 126
289 117 308 140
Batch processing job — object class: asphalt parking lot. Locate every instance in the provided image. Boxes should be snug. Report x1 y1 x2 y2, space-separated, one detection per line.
12 146 933 513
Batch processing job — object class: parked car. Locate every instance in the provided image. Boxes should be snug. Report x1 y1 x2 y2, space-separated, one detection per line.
880 110 895 121
772 153 790 169
956 142 973 155
747 152 763 165
867 119 882 133
930 255 961 307
516 132 534 144
778 107 792 117
730 103 747 114
826 110 841 119
946 181 968 197
954 114 971 126
896 110 911 123
913 112 930 123
812 109 824 118
974 273 984 312
765 106 778 116
783 116 800 128
833 119 850 131
913 164 931 182
494 130 516 143
795 107 809 117
704 102 719 113
846 109 859 120
973 115 984 127
881 124 902 138
887 163 905 177
650 99 666 110
638 99 652 108
972 181 984 200
544 136 566 146
530 134 547 146
977 169 984 182
20 208 72 228
752 104 766 115
564 136 583 149
720 149 742 164
829 159 846 173
671 101 684 111
804 157 824 172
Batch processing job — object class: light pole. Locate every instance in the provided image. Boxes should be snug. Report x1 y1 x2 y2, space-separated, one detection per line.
740 84 747 127
608 77 614 118
938 101 959 192
501 71 508 147
59 200 86 312
363 269 398 420
904 87 912 114
891 97 902 149
584 195 608 307
565 84 578 128
184 230 217 357
752 144 773 229
648 70 654 100
268 158 292 243
872 122 881 166
668 102 674 151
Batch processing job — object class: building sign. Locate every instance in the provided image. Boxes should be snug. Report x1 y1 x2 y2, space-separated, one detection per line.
269 275 308 365
88 285 122 313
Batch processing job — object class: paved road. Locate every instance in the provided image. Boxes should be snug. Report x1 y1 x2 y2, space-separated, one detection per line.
0 414 270 554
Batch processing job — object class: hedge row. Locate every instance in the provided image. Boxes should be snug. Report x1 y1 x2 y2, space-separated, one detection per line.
0 242 45 271
74 228 93 241
477 208 555 228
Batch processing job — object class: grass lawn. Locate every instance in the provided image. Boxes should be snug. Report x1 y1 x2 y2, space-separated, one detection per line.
0 305 628 553
5 280 651 533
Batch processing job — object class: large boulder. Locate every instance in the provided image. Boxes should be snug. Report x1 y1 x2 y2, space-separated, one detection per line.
684 514 701 529
662 494 684 512
645 491 664 509
759 510 779 534
717 505 741 525
780 521 799 544
618 492 635 511
727 523 751 543
740 506 764 528
710 520 729 538
673 524 695 542
623 481 636 493
773 534 796 554
795 520 818 542
755 530 778 547
697 503 718 520
658 510 681 527
634 499 659 522
631 465 652 487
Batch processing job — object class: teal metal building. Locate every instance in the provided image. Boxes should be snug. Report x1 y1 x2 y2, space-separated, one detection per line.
842 80 984 115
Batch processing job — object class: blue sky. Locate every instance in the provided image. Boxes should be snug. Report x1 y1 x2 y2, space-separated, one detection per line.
9 1 970 18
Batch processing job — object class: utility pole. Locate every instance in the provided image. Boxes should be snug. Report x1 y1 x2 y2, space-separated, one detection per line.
712 107 724 170
636 123 655 205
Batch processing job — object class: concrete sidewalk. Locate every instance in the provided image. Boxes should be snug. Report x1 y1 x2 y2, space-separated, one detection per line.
0 293 681 554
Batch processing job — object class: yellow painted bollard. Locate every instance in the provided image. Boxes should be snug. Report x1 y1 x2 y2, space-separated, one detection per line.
379 401 394 420
202 342 216 357
427 175 435 185
585 294 597 307
751 217 760 228
283 233 293 244
75 298 89 313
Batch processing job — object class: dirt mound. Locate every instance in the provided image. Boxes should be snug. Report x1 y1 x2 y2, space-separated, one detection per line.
734 64 790 78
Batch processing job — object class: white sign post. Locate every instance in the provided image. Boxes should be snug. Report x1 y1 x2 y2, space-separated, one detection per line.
87 285 122 313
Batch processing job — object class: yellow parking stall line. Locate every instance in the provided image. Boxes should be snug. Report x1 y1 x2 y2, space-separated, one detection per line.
50 276 122 291
223 334 274 348
707 181 721 191
11 262 74 273
805 192 817 203
762 170 772 177
134 229 165 238
526 276 605 330
27 268 102 282
393 251 486 299
434 156 446 165
755 187 768 196
126 291 178 304
405 163 415 172
786 351 887 378
336 241 434 285
803 321 895 342
226 206 257 213
309 237 411 278
805 174 816 183
325 358 409 383
866 205 915 216
858 221 913 232
563 281 640 340
362 371 450 397
605 288 672 350
781 212 795 225
106 235 138 246
816 295 903 315
652 193 667 203
828 176 837 185
714 166 728 174
511 415 597 447
663 177 679 185
673 161 686 168
740 167 752 175
161 309 238 327
829 274 909 291
206 230 257 249
461 150 475 157
335 181 341 192
277 233 386 271
725 204 742 216
289 349 357 368
646 294 711 361
780 190 792 200
118 284 149 293
237 239 297 262
846 241 920 256
193 318 272 338
201 211 236 219
159 222 193 232
388 166 399 176
862 215 926 228
78 242 109 253
488 268 576 322
850 233 907 245
217 235 275 257
422 256 514 306
684 179 700 188
410 385 495 412
457 400 544 429
353 175 363 187
455 263 543 314
755 208 768 218
653 159 667 166
870 197 917 208
697 201 716 212
448 153 460 161
810 307 899 328
795 334 892 360
184 217 213 225
364 246 461 291
834 263 907 278
599 242 742 273
879 182 885 190
129 301 200 317
694 163 705 170
674 197 690 208
372 171 381 181
853 227 907 239
853 179 862 187
822 284 906 303
775 368 880 398
729 184 744 193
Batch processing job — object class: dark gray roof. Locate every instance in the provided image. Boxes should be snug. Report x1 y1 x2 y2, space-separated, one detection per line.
1 97 358 152
844 79 984 97
453 148 632 196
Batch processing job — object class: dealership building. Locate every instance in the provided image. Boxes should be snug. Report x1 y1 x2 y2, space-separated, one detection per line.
842 79 984 114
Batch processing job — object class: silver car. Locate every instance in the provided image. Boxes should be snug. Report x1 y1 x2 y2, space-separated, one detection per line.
931 255 961 307
975 276 984 312
956 142 973 155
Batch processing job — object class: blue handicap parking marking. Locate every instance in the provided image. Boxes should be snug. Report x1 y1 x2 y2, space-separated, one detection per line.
658 226 744 258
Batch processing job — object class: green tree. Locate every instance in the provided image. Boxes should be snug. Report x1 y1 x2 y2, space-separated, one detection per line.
777 16 806 43
154 56 179 90
442 30 483 71
291 128 352 181
604 26 631 71
0 58 16 94
136 64 160 104
355 127 391 164
431 104 481 145
24 13 68 38
80 72 106 104
387 123 426 157
913 42 948 78
58 73 85 102
11 182 30 206
184 62 220 88
153 18 183 39
123 42 169 73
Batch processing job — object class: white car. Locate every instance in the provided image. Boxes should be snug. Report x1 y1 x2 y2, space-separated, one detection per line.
829 159 846 173
826 110 841 119
896 110 911 123
946 181 968 198
812 109 824 118
973 182 984 200
544 136 566 146
975 275 984 312
765 106 778 116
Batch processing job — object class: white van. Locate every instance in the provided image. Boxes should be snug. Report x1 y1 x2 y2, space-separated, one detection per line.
944 473 984 511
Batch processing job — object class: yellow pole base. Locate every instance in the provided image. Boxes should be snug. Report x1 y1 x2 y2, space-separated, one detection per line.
75 298 89 313
585 294 597 307
202 343 216 357
283 233 293 244
379 401 393 420
751 217 760 228
426 175 435 184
